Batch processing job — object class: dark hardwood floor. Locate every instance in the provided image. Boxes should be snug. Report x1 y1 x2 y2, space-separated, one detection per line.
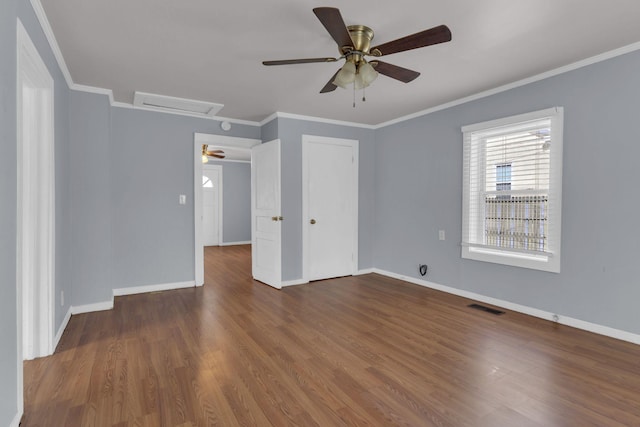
23 245 640 426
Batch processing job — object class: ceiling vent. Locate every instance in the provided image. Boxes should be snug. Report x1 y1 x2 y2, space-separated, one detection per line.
133 91 223 118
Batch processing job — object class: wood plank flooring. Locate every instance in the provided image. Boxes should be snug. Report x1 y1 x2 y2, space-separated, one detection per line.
23 245 640 426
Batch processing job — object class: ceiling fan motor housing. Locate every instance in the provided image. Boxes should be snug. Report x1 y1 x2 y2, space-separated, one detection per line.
343 25 378 64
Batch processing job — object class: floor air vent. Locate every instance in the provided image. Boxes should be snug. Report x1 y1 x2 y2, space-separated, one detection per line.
468 303 505 315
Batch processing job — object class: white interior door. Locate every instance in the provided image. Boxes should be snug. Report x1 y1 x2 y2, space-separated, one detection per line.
303 135 358 281
251 140 282 288
202 165 222 246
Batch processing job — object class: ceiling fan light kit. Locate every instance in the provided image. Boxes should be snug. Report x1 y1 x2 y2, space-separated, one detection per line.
262 7 451 106
333 61 356 88
355 61 378 89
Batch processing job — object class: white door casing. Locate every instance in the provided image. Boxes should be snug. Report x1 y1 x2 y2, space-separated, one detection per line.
16 18 56 415
303 135 359 282
202 165 222 246
193 133 260 286
251 139 282 288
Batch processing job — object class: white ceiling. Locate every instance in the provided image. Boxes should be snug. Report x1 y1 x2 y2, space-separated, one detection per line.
40 0 640 125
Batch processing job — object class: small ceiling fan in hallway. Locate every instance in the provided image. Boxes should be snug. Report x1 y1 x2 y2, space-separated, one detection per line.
202 144 225 163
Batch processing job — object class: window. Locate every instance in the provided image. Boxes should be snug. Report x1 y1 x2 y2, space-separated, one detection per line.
461 107 564 272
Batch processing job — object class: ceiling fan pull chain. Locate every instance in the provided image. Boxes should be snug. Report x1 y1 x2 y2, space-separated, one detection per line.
362 86 366 102
353 82 356 108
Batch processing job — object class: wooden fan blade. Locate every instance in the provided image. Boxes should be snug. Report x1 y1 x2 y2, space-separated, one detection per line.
263 57 337 66
320 69 341 93
313 7 353 49
206 149 224 154
210 153 225 159
371 61 420 83
370 25 451 56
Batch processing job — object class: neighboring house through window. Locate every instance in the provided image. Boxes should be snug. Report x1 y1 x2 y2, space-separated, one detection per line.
495 163 511 192
461 107 564 272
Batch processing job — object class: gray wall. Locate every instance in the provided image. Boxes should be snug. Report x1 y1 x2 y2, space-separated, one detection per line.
260 117 278 143
109 107 260 289
206 160 251 243
0 1 18 423
1 1 75 424
275 118 376 281
69 91 112 304
374 49 640 335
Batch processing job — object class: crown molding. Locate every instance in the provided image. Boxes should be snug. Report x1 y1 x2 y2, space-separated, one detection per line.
259 112 279 127
28 0 260 127
259 112 376 130
69 83 114 103
111 100 260 126
29 0 640 131
374 40 640 129
30 0 73 87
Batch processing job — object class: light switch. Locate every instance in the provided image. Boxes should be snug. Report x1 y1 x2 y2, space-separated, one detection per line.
439 230 445 241
179 194 186 205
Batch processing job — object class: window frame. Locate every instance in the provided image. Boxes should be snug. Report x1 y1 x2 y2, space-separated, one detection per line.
461 107 564 273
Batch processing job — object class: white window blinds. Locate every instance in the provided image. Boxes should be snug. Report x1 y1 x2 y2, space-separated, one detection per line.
462 107 563 272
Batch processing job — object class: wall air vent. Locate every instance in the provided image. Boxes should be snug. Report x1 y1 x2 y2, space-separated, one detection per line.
133 91 223 118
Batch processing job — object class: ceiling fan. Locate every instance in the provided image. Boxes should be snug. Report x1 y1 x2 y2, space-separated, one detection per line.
262 7 452 97
202 144 225 163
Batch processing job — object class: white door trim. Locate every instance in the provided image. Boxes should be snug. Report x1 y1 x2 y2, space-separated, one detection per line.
193 133 260 286
202 164 223 246
302 135 359 283
16 17 56 415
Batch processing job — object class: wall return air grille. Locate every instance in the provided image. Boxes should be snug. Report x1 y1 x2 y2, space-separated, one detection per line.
133 91 223 118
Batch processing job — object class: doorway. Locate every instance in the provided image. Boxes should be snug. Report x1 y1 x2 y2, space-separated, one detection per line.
16 18 55 413
202 165 222 246
302 135 359 282
193 133 261 286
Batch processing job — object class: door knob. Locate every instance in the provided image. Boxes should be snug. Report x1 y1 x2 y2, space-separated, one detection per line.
278 216 284 221
310 219 316 224
272 216 278 221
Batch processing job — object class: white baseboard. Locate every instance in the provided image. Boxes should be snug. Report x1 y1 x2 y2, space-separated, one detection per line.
53 306 72 351
71 300 113 315
113 280 195 297
281 279 308 287
54 281 197 357
355 268 374 276
371 268 640 346
219 241 251 246
10 411 22 427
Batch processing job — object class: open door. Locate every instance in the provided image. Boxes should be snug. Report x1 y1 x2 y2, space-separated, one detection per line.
251 140 282 288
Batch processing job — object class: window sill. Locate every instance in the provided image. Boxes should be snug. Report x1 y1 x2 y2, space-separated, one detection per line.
462 246 560 273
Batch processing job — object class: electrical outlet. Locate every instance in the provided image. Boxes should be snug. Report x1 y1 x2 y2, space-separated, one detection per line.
439 230 445 240
61 290 64 307
179 194 186 205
